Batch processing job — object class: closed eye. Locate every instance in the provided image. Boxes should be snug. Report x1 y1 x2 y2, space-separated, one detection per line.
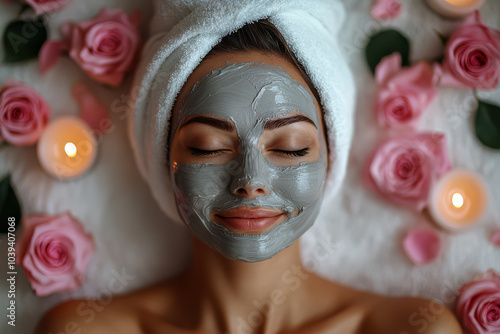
189 147 310 158
272 147 310 157
189 147 227 156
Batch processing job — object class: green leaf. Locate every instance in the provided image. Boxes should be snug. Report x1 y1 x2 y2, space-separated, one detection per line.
365 29 410 75
0 175 22 234
3 17 47 63
475 99 500 149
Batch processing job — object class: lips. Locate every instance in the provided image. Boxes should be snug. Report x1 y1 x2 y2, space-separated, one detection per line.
213 206 285 232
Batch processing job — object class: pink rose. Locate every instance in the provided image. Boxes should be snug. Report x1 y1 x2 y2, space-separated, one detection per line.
457 269 500 334
363 132 451 211
22 0 69 15
0 79 50 146
375 53 437 129
15 212 96 296
39 8 142 87
435 11 500 90
371 0 402 20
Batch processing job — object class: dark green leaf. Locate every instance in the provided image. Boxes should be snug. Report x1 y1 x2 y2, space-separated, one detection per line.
3 17 47 63
18 4 32 17
475 99 500 149
0 174 22 234
365 29 410 75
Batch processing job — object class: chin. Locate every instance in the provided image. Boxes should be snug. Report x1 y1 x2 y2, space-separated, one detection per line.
187 210 319 262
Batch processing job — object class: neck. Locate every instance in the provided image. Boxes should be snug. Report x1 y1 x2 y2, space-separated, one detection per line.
185 237 311 333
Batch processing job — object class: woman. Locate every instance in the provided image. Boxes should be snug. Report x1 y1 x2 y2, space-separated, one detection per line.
35 1 462 333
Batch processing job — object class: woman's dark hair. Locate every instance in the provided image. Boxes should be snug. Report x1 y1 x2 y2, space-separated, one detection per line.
206 19 330 154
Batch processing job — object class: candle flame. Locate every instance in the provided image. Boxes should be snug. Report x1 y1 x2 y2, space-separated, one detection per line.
64 142 77 158
452 192 464 208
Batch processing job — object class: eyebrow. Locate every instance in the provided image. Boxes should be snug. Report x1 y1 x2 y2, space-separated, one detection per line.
180 115 236 132
264 115 317 130
180 114 316 132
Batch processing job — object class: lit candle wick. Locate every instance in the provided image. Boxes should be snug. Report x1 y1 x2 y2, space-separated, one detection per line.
452 192 464 208
64 142 78 158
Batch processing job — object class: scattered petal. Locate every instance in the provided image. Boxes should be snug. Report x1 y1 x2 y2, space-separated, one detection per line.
72 82 110 135
39 40 68 73
371 0 402 20
375 52 402 85
128 8 143 27
403 228 441 265
492 229 500 246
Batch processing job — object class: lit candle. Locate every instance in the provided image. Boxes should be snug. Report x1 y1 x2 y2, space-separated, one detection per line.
428 169 489 231
426 0 485 18
37 116 97 180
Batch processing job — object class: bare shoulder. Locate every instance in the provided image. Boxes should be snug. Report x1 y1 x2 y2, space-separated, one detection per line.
361 295 462 334
34 294 142 334
310 277 462 334
34 278 181 334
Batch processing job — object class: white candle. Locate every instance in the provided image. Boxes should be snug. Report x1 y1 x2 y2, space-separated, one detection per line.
426 0 485 18
428 169 489 231
37 116 97 180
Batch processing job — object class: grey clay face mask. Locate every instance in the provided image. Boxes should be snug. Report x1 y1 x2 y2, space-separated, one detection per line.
169 63 327 262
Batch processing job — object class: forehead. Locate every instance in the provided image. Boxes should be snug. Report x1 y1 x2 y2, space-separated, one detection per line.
170 51 323 127
178 63 320 127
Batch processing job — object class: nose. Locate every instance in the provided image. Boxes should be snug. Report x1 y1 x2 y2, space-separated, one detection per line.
231 182 270 199
230 144 271 199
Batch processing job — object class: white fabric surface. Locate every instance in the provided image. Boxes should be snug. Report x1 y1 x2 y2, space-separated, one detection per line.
0 0 499 333
128 0 354 226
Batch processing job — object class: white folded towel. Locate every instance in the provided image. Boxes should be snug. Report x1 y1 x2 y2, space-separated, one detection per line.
128 0 355 225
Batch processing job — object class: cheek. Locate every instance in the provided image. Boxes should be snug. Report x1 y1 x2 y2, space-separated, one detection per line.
270 159 327 207
172 164 228 203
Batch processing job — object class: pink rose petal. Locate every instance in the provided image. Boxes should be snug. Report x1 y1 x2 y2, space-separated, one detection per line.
375 53 402 85
23 0 69 15
72 82 110 135
371 0 402 20
374 53 438 130
492 229 500 247
403 228 441 265
128 9 143 27
39 40 68 74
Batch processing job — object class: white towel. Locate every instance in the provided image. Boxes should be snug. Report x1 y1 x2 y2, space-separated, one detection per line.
127 0 355 225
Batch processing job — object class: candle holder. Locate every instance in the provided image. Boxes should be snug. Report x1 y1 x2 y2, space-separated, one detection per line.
37 116 97 180
428 169 489 231
426 0 485 18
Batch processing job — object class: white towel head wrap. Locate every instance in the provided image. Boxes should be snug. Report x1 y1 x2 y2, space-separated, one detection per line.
128 0 355 226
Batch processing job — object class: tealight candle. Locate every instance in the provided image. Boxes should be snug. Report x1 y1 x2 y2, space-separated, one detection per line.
426 0 485 18
428 169 489 231
37 116 97 180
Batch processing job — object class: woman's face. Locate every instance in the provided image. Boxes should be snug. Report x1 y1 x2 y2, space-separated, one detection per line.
169 51 329 262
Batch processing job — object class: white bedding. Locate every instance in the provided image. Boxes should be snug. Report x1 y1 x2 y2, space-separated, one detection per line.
0 0 499 333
